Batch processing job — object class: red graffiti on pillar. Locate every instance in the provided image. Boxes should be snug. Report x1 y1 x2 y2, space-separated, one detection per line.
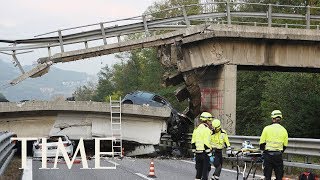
200 88 223 114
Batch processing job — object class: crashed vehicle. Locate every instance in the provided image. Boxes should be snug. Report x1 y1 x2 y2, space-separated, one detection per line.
33 135 74 158
122 91 191 144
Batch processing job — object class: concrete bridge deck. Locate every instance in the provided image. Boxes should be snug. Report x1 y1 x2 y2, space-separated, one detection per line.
0 101 170 147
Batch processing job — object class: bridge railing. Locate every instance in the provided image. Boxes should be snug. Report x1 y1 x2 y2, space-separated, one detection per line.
0 131 17 175
1 2 320 53
160 133 320 170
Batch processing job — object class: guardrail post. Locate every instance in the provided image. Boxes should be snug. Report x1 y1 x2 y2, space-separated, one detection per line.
226 1 231 25
84 41 88 49
100 23 107 45
305 155 309 164
287 154 292 174
58 30 64 53
306 5 311 29
268 4 272 27
142 14 150 37
182 6 190 27
285 23 288 28
317 25 319 30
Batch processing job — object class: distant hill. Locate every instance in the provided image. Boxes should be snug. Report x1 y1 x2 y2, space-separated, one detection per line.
0 59 96 102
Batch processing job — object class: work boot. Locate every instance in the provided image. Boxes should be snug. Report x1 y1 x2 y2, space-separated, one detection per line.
211 175 219 180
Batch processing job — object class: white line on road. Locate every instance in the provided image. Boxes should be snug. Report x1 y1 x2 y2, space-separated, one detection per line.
107 160 120 166
180 160 264 178
135 173 154 180
22 158 33 180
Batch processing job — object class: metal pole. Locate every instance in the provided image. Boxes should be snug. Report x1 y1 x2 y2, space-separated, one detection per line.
58 30 64 53
100 23 107 45
226 1 231 25
306 5 310 29
12 50 25 74
182 6 190 27
268 4 272 27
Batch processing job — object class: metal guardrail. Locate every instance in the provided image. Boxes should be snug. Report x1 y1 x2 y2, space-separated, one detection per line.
160 133 320 170
0 131 17 176
1 2 320 53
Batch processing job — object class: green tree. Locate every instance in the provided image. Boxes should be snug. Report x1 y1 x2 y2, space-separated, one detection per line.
72 82 96 101
147 0 201 20
261 72 320 138
93 0 202 110
111 48 186 111
93 65 116 101
112 48 162 94
236 71 270 135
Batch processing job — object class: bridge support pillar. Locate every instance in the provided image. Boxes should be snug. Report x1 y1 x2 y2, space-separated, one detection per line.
200 64 237 135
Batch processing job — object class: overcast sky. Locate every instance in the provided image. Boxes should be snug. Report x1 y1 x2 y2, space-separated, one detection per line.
0 0 157 75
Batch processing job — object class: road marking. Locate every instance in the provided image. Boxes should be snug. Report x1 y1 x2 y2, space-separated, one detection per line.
22 158 32 180
107 160 120 166
180 160 264 178
135 173 153 180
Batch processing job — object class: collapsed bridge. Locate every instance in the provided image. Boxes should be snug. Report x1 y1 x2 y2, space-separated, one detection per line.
0 101 171 155
2 2 320 135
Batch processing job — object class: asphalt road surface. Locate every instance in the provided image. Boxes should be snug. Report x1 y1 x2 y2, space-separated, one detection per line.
32 157 263 180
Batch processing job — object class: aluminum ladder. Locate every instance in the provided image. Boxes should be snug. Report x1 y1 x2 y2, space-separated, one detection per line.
109 97 123 158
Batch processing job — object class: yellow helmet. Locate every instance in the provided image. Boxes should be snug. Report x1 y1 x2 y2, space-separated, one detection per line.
212 119 221 129
271 110 282 119
200 112 213 121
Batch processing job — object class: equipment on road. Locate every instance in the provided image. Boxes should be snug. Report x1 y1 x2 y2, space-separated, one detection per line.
229 149 264 180
242 140 254 150
226 142 264 180
147 159 157 178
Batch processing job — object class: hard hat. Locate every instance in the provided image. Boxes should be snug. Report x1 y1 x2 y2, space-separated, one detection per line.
271 110 283 119
212 119 221 129
200 112 213 121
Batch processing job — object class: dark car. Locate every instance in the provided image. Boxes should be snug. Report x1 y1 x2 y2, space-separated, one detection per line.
66 96 75 101
122 91 172 108
122 91 191 143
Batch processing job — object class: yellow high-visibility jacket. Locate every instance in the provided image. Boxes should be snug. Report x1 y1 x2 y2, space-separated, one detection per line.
191 123 212 152
259 123 288 151
210 129 230 149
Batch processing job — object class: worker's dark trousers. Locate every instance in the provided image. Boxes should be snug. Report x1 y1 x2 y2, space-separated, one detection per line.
263 152 283 180
212 150 223 178
195 152 210 180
